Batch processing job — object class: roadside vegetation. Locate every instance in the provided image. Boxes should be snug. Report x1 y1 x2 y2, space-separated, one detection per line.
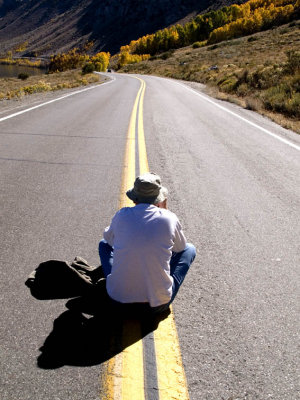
1 42 110 74
0 43 110 101
114 0 299 132
119 21 299 132
0 41 44 67
49 48 110 74
113 0 299 68
0 69 101 100
0 55 42 68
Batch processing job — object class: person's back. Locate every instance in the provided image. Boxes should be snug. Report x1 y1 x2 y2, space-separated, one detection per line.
104 203 186 307
99 172 196 313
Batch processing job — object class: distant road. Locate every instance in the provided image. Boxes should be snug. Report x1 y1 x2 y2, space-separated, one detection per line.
1 73 299 400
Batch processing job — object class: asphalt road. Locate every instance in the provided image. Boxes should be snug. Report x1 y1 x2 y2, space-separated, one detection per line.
1 73 299 400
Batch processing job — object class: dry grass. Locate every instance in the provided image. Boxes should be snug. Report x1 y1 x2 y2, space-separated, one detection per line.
120 21 300 133
0 57 42 67
0 69 101 100
205 85 300 133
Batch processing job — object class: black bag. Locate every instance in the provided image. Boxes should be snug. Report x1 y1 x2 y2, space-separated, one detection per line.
25 256 104 300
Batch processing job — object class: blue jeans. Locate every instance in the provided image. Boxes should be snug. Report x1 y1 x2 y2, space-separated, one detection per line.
98 240 196 313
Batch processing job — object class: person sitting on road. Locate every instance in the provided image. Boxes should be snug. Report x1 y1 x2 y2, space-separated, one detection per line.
98 172 196 313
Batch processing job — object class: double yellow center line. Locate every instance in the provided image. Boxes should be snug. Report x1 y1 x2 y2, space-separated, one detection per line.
102 77 190 400
120 78 148 209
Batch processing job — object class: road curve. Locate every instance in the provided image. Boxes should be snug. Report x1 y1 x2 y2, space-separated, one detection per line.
1 73 299 400
141 74 300 400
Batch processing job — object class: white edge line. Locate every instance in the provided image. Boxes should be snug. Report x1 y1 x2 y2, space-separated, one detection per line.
170 79 300 152
0 77 115 123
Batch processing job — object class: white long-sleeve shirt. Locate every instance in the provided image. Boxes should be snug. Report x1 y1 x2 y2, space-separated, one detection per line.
103 203 186 307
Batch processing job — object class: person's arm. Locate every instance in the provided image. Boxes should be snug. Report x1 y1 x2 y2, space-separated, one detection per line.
172 220 187 253
103 225 114 246
103 212 119 246
158 201 186 252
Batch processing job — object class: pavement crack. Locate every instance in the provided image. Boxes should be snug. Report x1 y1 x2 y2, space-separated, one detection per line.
234 215 253 239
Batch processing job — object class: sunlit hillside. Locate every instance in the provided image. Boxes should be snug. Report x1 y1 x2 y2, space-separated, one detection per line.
116 0 299 132
114 0 299 67
0 0 246 56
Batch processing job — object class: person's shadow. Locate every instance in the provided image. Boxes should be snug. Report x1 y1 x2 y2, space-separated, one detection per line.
36 283 170 369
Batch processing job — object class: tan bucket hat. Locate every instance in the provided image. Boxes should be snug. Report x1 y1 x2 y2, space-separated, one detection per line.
126 172 168 204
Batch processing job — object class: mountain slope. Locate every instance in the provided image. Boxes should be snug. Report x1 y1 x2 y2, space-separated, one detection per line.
0 0 246 56
119 20 300 132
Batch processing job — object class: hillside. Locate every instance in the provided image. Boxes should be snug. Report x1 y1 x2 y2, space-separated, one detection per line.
0 0 247 57
120 20 300 132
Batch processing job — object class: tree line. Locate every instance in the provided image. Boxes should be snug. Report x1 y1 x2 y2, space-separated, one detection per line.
116 0 299 67
49 48 110 73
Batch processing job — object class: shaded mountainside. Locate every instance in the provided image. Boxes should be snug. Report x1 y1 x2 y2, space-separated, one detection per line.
0 0 246 56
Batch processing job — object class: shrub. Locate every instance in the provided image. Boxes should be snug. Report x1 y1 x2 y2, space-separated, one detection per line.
117 51 150 68
247 36 258 42
82 62 95 74
285 93 300 118
261 83 299 117
91 52 111 71
280 28 289 34
248 68 277 89
18 73 29 80
290 72 300 93
245 97 262 111
236 83 249 96
207 44 219 51
49 49 89 72
159 50 175 60
94 62 102 72
285 50 300 74
236 69 249 85
218 77 238 92
192 41 203 48
22 81 51 94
